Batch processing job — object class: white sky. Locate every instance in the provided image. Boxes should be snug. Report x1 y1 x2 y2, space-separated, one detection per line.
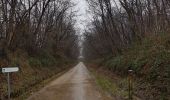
72 0 89 34
72 0 89 57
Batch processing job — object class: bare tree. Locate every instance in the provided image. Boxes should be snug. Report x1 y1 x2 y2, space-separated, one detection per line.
0 0 79 58
84 0 170 59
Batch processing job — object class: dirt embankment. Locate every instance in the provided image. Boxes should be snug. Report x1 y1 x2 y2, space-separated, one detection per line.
0 50 75 100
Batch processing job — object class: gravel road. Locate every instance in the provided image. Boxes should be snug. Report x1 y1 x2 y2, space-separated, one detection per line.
27 62 112 100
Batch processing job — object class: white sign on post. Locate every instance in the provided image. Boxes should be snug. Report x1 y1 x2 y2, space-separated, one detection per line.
2 67 19 73
1 67 19 100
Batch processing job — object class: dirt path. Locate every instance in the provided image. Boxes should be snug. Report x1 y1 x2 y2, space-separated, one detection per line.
27 62 112 100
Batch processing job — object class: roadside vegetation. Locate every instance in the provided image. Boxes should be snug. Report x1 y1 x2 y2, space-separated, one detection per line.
103 34 170 99
83 0 170 100
0 49 77 99
88 34 170 99
89 65 129 100
0 0 79 99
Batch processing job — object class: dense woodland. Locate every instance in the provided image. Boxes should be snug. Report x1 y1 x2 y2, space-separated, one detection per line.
0 0 79 59
83 0 170 59
83 0 170 99
0 0 79 99
0 0 170 99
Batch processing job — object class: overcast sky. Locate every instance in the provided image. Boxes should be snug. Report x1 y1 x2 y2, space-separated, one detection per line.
72 0 89 34
71 0 88 56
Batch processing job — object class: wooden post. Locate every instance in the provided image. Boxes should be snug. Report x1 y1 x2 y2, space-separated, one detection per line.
128 70 133 100
7 73 11 100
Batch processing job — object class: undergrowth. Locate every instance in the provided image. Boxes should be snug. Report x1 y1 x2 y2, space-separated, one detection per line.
98 34 170 99
0 49 74 99
93 71 128 99
104 34 170 80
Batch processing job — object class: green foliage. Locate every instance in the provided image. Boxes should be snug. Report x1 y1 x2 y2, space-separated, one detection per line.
38 51 57 66
98 34 170 99
105 56 124 71
93 71 128 99
10 57 20 66
28 51 58 67
0 49 74 99
104 34 170 82
29 57 42 67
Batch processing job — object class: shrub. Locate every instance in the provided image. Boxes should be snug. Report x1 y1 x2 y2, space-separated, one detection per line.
10 57 20 66
29 57 42 67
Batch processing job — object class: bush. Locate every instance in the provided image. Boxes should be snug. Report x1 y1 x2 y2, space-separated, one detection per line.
105 56 124 71
29 57 42 67
38 51 58 66
40 57 56 67
103 34 170 80
28 51 58 67
10 57 20 66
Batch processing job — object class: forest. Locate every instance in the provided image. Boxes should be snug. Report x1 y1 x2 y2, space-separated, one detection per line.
0 0 170 100
84 0 170 58
83 0 170 99
0 0 79 58
0 0 79 99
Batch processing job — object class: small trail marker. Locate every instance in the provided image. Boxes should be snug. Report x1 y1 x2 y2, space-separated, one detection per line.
2 67 19 73
2 67 19 100
128 69 133 100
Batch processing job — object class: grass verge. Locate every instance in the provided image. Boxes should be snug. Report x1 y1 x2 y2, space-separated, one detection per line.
92 34 170 100
88 64 141 100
